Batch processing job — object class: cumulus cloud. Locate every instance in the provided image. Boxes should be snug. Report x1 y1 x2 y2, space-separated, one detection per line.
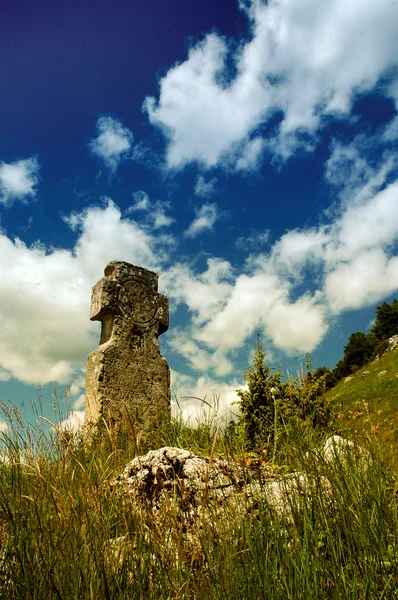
269 161 398 315
0 200 170 385
0 158 39 205
144 0 398 169
325 249 398 313
162 258 234 324
270 228 328 279
163 137 398 362
184 203 220 238
168 331 233 376
262 297 327 354
89 116 134 171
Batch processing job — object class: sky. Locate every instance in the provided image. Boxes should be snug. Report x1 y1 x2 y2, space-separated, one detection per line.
0 0 398 431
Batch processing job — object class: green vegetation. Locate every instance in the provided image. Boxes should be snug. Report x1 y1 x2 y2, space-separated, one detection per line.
0 381 396 598
236 334 335 457
326 344 398 468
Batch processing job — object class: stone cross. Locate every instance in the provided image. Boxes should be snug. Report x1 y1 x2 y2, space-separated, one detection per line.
84 261 170 443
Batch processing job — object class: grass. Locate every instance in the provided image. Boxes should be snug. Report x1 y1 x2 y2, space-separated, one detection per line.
326 346 398 467
0 394 396 598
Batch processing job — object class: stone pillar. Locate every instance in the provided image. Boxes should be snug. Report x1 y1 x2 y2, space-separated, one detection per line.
84 261 170 443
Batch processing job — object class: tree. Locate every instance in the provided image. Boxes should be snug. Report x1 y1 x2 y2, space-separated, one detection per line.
236 336 335 452
333 331 378 379
371 299 398 340
236 334 282 450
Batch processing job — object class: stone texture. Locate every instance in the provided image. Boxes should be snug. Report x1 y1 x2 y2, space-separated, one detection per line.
322 435 370 465
84 261 170 443
112 447 329 524
387 334 398 352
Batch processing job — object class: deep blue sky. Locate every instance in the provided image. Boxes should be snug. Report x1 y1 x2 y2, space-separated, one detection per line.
0 0 397 429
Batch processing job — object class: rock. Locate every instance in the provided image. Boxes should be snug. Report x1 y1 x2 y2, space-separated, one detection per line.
387 334 398 352
362 371 370 376
113 446 255 508
84 261 171 444
113 447 331 526
377 370 387 377
322 435 370 465
344 376 353 383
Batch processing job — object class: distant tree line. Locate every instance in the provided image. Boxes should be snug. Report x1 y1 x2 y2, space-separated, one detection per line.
314 299 398 389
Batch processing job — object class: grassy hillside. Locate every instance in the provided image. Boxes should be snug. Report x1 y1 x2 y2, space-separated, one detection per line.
326 346 398 466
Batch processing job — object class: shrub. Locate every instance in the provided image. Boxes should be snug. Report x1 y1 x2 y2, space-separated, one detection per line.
236 335 335 455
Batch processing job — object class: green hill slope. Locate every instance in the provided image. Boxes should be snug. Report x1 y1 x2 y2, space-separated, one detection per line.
326 345 398 466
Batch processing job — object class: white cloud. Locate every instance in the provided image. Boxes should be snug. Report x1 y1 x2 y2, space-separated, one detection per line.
164 144 398 360
196 271 283 350
383 116 398 142
0 200 170 385
125 191 175 229
144 0 398 169
263 297 328 355
171 369 241 423
89 116 134 171
330 182 398 262
162 258 234 324
69 199 161 276
58 410 85 433
193 268 326 356
0 421 9 433
235 137 265 171
127 191 151 212
184 203 220 238
194 175 217 198
0 158 39 205
235 230 270 251
325 249 398 313
0 367 11 382
168 331 233 376
271 228 328 278
72 394 86 410
325 139 375 192
153 207 175 229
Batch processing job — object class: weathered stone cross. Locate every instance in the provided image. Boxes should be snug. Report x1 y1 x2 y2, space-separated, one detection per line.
84 261 170 443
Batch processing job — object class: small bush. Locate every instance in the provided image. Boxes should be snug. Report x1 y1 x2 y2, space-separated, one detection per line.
236 334 336 457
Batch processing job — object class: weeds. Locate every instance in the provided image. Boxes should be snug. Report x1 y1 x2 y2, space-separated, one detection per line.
0 397 396 599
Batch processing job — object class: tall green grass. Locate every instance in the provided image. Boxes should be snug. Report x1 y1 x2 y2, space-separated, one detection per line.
0 400 396 599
